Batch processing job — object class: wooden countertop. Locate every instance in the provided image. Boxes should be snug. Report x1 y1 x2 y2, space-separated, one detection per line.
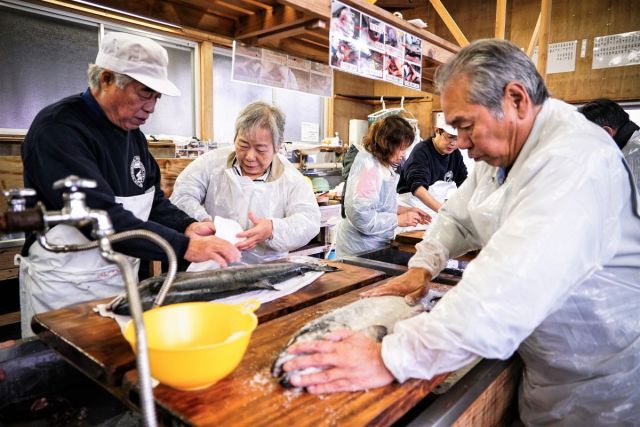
391 230 479 261
122 280 448 427
31 261 384 390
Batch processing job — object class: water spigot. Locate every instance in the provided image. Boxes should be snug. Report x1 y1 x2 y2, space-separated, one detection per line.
53 175 97 192
3 188 36 212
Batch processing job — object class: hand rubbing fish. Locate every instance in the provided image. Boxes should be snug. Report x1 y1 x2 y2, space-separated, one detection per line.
109 262 338 315
271 290 446 389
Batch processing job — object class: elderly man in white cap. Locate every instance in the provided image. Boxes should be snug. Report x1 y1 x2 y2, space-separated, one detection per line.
19 32 240 338
396 112 468 214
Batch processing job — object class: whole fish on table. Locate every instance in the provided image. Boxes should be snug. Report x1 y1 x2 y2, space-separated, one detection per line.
271 288 448 389
109 262 338 315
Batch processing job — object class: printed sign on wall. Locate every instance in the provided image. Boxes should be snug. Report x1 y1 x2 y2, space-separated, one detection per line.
592 31 640 69
329 0 423 91
232 42 333 97
532 40 577 74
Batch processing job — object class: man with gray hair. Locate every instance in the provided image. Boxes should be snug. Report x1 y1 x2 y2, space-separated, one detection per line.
282 39 640 425
20 32 240 337
170 101 320 264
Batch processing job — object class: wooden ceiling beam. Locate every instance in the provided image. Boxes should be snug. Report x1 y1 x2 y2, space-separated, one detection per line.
428 0 469 47
236 4 306 39
276 0 330 19
256 19 325 43
375 0 422 8
214 0 258 15
39 0 236 37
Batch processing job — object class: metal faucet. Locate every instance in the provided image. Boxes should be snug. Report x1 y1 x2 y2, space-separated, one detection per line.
2 188 36 240
0 176 179 427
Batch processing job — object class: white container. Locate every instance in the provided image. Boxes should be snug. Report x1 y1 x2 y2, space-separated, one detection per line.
348 119 368 147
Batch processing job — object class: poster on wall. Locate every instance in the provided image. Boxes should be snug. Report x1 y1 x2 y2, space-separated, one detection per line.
330 0 423 91
532 40 577 74
232 42 333 97
592 31 640 69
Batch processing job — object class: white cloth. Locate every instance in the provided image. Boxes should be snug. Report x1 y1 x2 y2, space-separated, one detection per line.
335 150 399 257
381 99 640 425
170 150 320 264
622 128 640 194
19 188 155 338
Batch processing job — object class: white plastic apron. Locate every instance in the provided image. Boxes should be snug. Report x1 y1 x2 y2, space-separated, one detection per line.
398 180 458 217
18 187 155 338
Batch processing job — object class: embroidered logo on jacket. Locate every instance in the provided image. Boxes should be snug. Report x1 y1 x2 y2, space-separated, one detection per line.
130 156 145 188
444 170 454 182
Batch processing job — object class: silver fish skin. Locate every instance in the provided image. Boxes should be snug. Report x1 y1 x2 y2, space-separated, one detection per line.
271 295 427 388
110 261 338 315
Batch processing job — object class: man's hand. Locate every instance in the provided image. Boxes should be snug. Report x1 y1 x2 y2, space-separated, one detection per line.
185 221 216 238
283 329 395 394
361 268 432 305
236 212 273 251
184 236 241 267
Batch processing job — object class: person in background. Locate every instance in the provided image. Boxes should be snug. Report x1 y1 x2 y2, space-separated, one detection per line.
335 116 430 257
170 101 320 264
397 113 468 214
282 39 640 425
578 98 640 192
19 32 240 338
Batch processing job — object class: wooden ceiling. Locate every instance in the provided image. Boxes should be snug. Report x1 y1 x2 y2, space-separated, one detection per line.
62 0 459 84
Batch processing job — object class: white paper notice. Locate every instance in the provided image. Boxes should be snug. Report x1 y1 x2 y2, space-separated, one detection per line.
301 122 320 142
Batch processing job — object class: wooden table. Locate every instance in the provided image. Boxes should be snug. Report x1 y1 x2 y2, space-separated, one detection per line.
31 261 384 393
121 281 448 427
391 231 479 261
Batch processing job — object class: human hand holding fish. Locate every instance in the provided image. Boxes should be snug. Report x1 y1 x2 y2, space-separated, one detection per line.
283 328 395 394
360 268 433 305
236 211 273 251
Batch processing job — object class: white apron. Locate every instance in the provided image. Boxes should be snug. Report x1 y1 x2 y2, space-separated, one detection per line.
398 180 458 217
18 188 155 338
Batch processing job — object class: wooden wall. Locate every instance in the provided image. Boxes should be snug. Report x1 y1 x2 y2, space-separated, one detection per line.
333 70 436 143
401 0 640 103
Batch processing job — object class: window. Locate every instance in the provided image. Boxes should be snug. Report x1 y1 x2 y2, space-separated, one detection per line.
213 48 325 143
0 5 98 130
0 1 196 137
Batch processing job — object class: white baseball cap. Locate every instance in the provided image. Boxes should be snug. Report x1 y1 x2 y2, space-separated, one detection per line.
434 111 457 136
95 32 181 96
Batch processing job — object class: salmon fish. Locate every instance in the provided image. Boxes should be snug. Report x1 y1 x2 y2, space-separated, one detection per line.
271 290 448 389
109 262 338 315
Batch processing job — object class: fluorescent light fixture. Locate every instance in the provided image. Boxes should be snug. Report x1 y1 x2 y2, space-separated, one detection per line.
71 0 183 29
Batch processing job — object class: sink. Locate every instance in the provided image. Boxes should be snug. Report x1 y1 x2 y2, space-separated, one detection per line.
0 233 25 249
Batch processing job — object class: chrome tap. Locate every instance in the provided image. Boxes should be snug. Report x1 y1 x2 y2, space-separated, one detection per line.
0 176 181 427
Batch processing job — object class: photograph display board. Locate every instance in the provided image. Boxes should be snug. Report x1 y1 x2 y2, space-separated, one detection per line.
329 0 423 91
232 42 333 97
592 31 640 69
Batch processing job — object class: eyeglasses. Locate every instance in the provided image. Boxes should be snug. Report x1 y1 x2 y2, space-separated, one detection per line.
441 131 458 142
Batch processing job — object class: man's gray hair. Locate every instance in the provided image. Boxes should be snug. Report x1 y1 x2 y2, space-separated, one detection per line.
87 63 133 91
234 101 286 148
434 39 549 118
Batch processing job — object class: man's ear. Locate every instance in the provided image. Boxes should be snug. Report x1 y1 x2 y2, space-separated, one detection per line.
503 81 530 119
602 125 616 137
99 70 115 87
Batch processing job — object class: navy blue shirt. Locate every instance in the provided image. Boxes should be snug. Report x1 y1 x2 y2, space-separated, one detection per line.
397 137 467 194
21 89 195 260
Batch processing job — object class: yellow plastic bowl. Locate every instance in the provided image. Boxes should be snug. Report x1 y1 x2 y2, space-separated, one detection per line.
123 300 260 391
